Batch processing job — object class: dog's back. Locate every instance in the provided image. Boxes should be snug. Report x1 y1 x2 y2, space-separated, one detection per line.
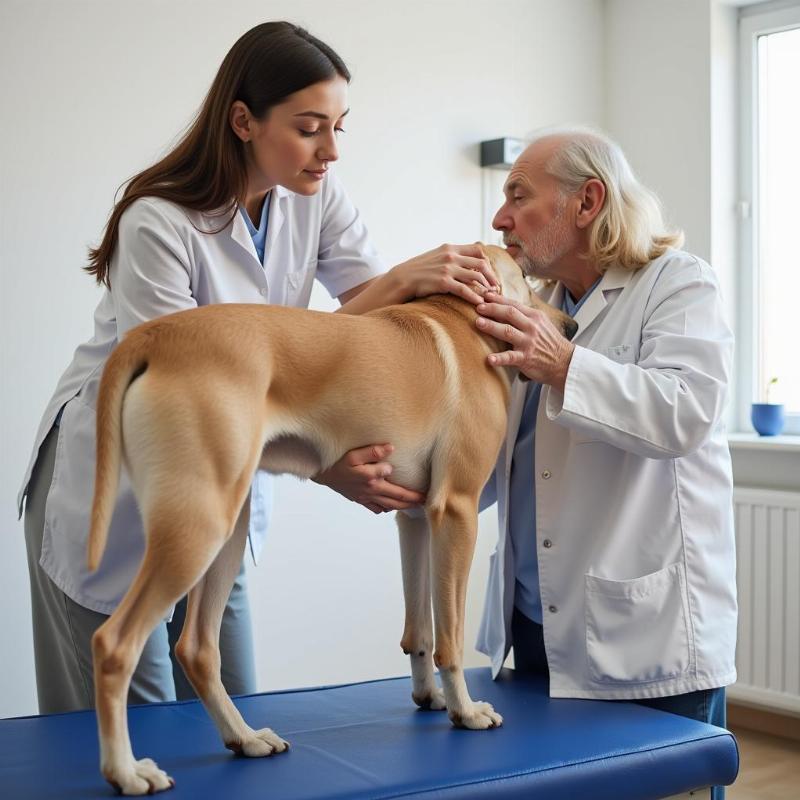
88 297 509 568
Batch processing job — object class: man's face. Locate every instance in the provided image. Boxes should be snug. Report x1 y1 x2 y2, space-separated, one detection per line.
492 140 577 280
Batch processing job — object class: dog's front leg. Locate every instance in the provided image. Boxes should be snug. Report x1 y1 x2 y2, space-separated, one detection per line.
397 510 445 710
429 494 502 730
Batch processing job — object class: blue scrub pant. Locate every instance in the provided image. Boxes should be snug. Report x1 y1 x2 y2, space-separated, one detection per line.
512 606 727 800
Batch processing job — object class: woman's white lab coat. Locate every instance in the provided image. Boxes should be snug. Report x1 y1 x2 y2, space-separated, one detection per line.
18 173 385 615
476 249 738 699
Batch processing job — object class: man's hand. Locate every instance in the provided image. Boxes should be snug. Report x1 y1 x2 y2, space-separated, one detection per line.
313 444 427 514
475 292 575 392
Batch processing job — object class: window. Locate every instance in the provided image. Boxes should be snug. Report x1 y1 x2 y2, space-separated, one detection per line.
738 3 800 434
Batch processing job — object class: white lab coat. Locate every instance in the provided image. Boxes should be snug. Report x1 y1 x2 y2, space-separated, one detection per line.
18 173 385 615
476 249 738 699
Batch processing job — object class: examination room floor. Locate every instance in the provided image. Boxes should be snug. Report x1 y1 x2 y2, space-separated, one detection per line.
727 723 800 798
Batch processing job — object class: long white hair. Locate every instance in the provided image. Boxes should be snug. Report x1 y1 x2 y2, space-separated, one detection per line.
530 125 684 271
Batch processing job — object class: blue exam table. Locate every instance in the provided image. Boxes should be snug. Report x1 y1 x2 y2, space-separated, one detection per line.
0 667 738 799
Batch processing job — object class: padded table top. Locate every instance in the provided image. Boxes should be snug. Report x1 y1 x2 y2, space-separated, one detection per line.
0 667 738 799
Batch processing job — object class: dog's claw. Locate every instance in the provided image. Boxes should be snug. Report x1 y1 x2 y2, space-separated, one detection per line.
449 700 503 730
412 686 447 711
231 727 290 758
102 757 174 795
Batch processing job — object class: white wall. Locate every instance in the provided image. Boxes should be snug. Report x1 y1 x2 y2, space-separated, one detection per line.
604 0 739 413
711 0 740 335
605 0 713 262
0 0 605 718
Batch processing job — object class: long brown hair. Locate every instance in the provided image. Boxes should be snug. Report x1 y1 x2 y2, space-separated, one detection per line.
86 21 350 288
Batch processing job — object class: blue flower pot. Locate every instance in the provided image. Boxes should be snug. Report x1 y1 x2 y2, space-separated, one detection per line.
751 403 784 436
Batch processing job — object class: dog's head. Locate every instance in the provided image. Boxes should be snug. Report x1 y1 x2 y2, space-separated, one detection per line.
480 244 579 341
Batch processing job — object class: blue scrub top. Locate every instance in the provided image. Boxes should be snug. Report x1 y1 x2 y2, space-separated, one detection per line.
239 192 271 264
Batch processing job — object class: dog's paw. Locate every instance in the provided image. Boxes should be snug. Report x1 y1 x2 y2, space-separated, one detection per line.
449 700 503 730
104 757 175 795
412 687 447 711
227 728 290 758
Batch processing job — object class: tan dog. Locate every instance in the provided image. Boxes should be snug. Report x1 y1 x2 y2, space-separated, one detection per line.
87 244 577 794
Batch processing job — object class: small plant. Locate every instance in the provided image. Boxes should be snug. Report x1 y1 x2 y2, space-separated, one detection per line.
752 377 784 435
765 376 779 404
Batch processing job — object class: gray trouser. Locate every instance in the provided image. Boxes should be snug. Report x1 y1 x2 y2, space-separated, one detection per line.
24 426 257 715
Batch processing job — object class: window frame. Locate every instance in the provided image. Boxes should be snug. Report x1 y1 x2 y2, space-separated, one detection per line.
737 2 800 434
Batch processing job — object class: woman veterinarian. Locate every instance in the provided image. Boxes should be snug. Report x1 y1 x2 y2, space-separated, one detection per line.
18 21 495 714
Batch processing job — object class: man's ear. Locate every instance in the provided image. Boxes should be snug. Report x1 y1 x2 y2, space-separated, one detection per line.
229 100 254 143
576 178 606 229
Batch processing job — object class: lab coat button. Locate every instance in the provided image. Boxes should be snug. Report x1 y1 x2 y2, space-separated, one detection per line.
260 287 268 296
541 469 551 479
548 605 558 613
543 539 552 548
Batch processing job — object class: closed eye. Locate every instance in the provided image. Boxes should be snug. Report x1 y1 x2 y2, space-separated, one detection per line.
300 127 346 138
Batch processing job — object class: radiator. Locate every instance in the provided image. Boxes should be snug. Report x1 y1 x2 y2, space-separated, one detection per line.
730 487 800 714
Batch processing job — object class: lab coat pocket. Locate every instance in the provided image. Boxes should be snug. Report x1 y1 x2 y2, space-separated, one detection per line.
285 261 316 308
605 343 637 364
41 397 100 587
585 563 692 684
43 397 93 537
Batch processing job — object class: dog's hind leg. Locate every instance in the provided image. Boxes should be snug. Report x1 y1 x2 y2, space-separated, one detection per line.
397 510 446 711
175 500 289 758
428 492 503 730
92 498 233 795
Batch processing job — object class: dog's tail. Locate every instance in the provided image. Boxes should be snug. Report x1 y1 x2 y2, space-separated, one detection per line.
87 336 149 572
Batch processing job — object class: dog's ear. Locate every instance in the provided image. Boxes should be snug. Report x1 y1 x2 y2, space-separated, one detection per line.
484 245 531 306
476 244 502 293
474 243 502 295
483 244 577 340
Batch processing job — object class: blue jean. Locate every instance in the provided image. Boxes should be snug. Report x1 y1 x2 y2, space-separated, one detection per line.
511 606 727 799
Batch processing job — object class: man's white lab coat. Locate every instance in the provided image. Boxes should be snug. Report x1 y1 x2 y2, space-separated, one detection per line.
477 249 738 699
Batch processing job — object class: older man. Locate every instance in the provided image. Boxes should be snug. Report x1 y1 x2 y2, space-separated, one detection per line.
474 127 736 797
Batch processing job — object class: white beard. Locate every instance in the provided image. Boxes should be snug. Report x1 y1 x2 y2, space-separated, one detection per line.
517 198 572 280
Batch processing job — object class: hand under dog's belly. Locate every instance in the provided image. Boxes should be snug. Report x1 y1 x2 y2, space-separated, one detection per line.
259 434 430 494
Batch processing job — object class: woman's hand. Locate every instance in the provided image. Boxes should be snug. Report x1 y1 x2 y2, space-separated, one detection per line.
390 244 500 306
313 443 426 514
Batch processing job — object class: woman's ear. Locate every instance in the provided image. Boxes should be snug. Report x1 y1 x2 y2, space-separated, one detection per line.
229 100 253 143
576 178 606 229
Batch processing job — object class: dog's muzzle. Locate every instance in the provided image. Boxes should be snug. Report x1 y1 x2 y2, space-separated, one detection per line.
564 318 579 341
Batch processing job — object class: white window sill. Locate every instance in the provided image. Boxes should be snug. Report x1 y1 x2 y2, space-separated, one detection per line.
728 432 800 453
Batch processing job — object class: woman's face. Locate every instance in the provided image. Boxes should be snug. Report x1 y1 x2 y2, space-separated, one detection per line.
233 76 349 196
